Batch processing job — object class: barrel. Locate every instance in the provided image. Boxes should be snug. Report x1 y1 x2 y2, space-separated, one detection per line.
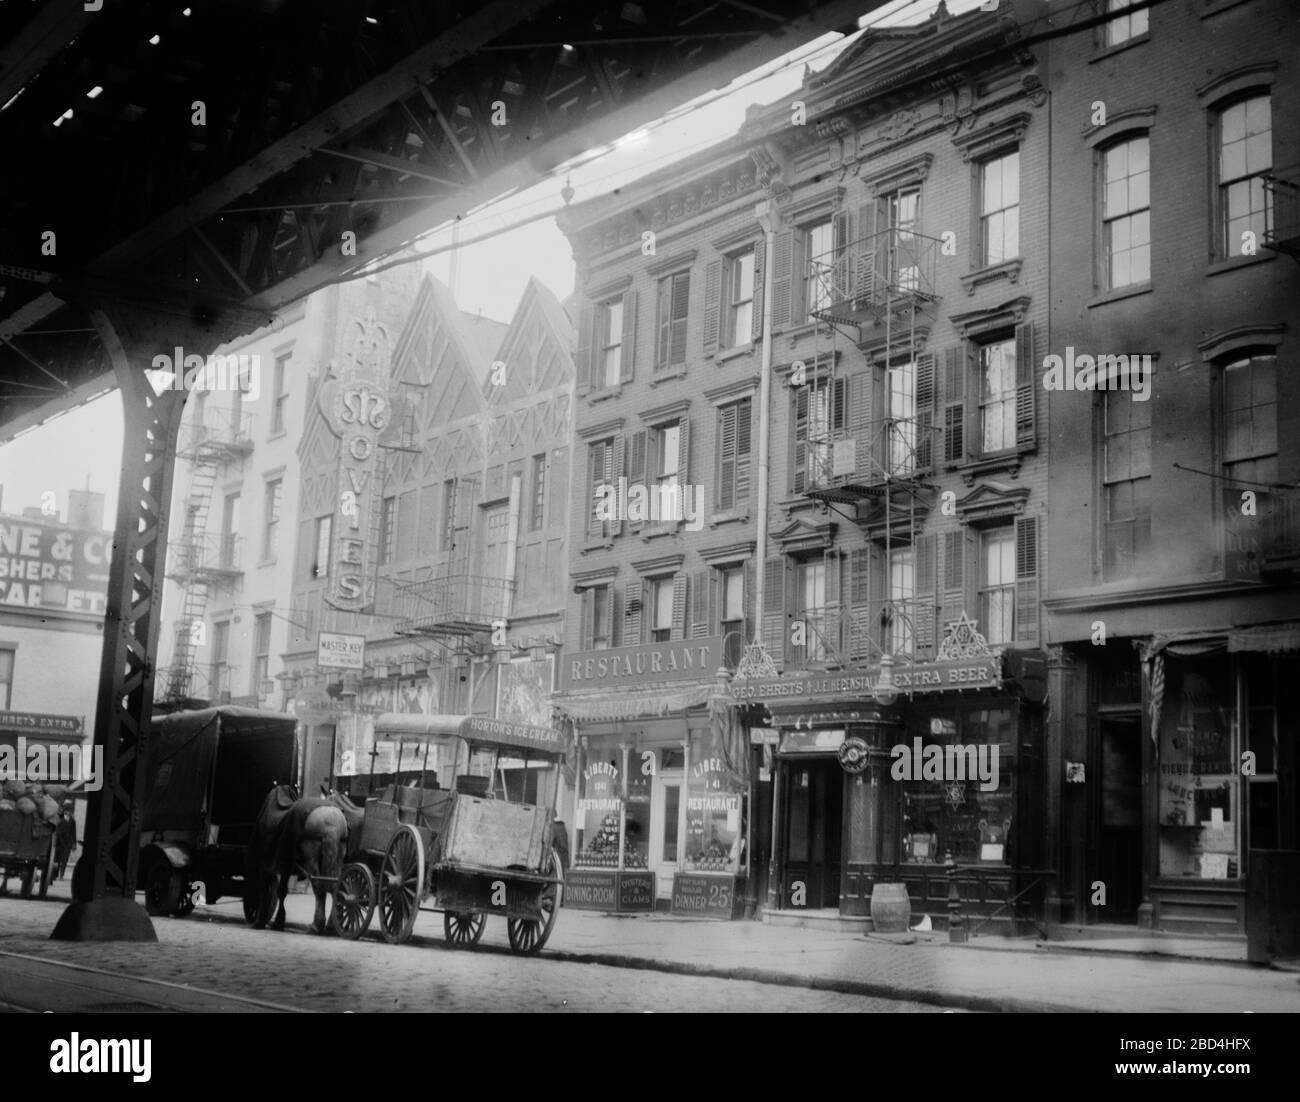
870 882 912 933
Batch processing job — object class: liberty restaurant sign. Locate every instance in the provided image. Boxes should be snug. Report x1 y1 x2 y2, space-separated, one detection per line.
330 384 389 612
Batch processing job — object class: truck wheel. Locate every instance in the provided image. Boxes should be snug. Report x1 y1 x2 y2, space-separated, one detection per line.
144 862 182 916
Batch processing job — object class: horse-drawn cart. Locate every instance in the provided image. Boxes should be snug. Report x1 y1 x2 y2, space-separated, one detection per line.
330 713 566 955
0 804 55 899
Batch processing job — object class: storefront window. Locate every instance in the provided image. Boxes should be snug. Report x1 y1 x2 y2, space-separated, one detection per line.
899 708 1015 865
684 729 746 873
575 743 623 867
1158 658 1239 879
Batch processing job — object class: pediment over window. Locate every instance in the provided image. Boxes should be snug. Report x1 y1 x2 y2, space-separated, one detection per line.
956 480 1030 526
772 516 836 553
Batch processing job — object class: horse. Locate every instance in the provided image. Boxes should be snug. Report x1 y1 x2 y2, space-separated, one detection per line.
246 784 361 935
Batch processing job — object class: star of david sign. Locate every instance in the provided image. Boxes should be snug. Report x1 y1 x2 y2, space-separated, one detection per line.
944 779 966 810
937 611 992 660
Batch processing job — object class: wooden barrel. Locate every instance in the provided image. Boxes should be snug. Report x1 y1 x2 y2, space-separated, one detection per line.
870 882 912 933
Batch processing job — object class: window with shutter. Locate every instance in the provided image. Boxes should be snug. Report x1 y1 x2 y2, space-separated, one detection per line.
588 439 614 540
690 569 711 638
716 398 752 512
657 272 690 371
724 250 755 349
914 353 936 471
1015 321 1036 447
702 259 723 355
770 230 794 332
576 305 595 394
671 573 688 641
848 548 873 662
792 376 845 493
580 588 594 650
626 430 647 529
942 346 966 465
979 528 1016 646
761 556 788 668
915 534 937 656
887 547 914 656
1014 515 1040 644
942 529 967 625
620 289 638 384
624 579 643 646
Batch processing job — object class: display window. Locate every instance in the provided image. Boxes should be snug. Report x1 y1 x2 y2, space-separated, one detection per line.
1157 657 1239 880
684 728 747 873
575 741 623 868
898 708 1015 865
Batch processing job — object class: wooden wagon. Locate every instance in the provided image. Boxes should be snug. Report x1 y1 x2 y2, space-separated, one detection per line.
0 805 55 900
330 713 566 955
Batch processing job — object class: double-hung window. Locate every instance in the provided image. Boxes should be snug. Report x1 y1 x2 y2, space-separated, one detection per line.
599 298 623 388
888 547 915 656
1103 0 1148 48
803 219 836 321
1103 389 1152 578
979 339 1018 454
716 398 752 512
979 150 1020 266
723 251 754 348
796 559 827 663
1216 95 1272 260
979 529 1016 646
1101 136 1151 289
650 576 674 643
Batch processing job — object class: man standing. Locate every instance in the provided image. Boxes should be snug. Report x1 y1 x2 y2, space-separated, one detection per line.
54 801 76 879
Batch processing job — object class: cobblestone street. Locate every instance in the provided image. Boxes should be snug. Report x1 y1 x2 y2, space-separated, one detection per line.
0 896 945 1013
3 887 1298 1013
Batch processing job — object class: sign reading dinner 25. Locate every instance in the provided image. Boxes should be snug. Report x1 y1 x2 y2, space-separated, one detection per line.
560 636 724 691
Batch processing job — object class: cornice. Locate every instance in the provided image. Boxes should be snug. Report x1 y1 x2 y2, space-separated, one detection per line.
952 111 1031 162
577 416 625 441
631 552 686 576
646 249 698 278
858 152 933 198
699 539 758 565
704 374 760 404
640 397 691 424
572 564 619 589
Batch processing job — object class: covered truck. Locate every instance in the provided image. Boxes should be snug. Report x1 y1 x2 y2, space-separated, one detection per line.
139 706 298 918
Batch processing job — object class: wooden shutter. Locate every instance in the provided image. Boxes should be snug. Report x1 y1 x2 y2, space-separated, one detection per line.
849 545 883 661
1015 515 1040 643
656 278 670 369
915 533 937 655
736 398 752 509
750 239 765 342
770 230 794 332
791 384 809 493
587 442 605 540
1015 320 1036 448
611 585 624 647
823 549 841 660
671 273 689 367
762 555 788 668
626 430 647 529
690 568 710 638
580 588 594 650
576 304 594 394
942 345 966 465
620 289 637 384
942 529 967 624
856 200 886 304
670 572 688 641
915 352 936 472
718 403 737 511
599 584 614 646
677 416 691 485
624 579 643 646
610 435 626 537
832 375 847 430
702 259 722 355
848 368 873 479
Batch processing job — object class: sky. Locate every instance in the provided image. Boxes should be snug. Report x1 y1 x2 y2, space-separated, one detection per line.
0 0 984 524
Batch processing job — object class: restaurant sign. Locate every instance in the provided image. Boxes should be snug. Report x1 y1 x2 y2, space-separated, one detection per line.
560 636 723 691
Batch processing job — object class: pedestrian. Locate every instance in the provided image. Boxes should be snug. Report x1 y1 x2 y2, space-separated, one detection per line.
54 801 76 879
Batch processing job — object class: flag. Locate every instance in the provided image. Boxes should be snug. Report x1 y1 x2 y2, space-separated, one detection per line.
1148 652 1165 748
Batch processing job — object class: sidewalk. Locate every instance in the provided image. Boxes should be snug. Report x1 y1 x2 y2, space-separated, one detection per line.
5 886 1297 1013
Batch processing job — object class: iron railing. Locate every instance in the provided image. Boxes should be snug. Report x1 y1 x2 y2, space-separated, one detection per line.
787 599 940 668
803 416 936 497
166 532 244 578
1262 174 1299 255
394 574 514 636
806 227 942 327
177 406 255 459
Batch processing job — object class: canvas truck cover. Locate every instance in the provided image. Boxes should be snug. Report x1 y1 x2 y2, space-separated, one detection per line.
142 707 297 836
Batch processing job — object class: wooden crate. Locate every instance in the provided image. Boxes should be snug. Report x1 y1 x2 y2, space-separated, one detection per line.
442 798 545 871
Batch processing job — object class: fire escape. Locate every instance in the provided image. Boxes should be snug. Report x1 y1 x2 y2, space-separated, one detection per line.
161 406 252 702
799 217 943 673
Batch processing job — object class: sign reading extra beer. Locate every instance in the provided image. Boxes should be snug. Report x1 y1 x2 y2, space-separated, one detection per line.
560 636 723 691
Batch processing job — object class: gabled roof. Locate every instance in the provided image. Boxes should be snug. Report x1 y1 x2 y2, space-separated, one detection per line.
484 277 576 406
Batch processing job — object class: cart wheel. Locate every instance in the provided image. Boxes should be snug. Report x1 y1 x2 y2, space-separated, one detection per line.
444 911 486 948
378 825 423 945
144 863 183 917
19 864 35 900
507 848 562 957
331 862 376 940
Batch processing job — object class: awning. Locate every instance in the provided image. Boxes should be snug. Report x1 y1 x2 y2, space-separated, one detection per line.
1228 623 1300 653
556 683 713 722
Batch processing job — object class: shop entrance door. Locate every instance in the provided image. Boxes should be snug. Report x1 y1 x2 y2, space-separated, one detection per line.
1099 714 1143 920
784 758 843 908
650 767 683 899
